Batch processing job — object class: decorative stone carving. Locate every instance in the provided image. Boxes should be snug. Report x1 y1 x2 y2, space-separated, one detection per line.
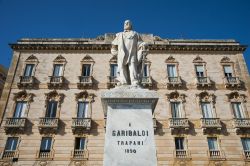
81 55 94 63
220 56 232 63
53 55 66 63
111 20 149 86
45 90 64 107
193 55 205 63
75 91 95 101
166 91 186 102
25 54 39 63
226 91 246 102
13 90 34 102
165 55 177 63
109 55 117 63
196 91 216 103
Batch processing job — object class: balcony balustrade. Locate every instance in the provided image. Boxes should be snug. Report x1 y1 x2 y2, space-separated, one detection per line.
71 149 89 160
223 76 241 88
244 150 250 160
38 117 59 133
72 118 91 133
195 77 212 88
37 150 54 160
208 150 225 160
77 76 93 88
234 118 250 129
166 76 182 88
141 76 152 87
201 118 221 130
174 150 190 159
47 76 64 88
4 118 27 130
1 150 19 160
18 76 35 88
169 118 189 130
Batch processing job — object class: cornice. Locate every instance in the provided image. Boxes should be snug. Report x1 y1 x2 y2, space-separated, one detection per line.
9 43 247 52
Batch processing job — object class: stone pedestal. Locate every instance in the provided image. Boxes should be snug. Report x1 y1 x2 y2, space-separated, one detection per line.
101 86 158 166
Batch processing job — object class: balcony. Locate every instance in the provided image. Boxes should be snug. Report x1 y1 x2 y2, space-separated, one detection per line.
17 76 35 88
195 77 212 88
71 149 88 160
47 76 64 88
38 117 59 133
72 118 91 133
174 150 191 159
77 76 93 89
107 76 118 88
166 76 182 88
1 150 19 160
169 118 189 130
141 76 152 88
201 118 221 133
223 76 241 88
4 118 27 132
208 150 225 160
36 150 54 160
234 118 250 129
244 150 250 160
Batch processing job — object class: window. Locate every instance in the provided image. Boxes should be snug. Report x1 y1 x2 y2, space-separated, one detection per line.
171 102 182 118
110 64 118 77
45 101 57 118
207 137 219 150
241 138 250 151
13 101 27 118
77 102 88 118
195 65 205 77
82 64 91 77
167 65 177 77
40 137 52 152
75 137 86 150
5 137 18 151
175 137 184 150
143 64 149 77
232 102 245 119
53 64 63 77
223 65 233 77
201 102 214 118
24 64 35 77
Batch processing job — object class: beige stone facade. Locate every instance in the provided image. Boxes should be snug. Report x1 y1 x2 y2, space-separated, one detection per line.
0 34 250 166
0 64 7 99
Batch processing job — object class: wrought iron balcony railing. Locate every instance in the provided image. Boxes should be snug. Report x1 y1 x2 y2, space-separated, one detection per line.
71 149 89 160
78 76 93 88
201 118 221 129
234 118 250 129
72 118 91 132
223 76 241 88
37 150 54 159
174 150 190 159
1 150 19 159
208 150 225 160
166 76 182 87
169 118 189 129
195 77 212 87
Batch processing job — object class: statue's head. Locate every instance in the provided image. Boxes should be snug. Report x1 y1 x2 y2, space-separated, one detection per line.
124 20 133 31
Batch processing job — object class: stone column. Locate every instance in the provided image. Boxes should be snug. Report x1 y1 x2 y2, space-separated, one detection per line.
101 86 158 166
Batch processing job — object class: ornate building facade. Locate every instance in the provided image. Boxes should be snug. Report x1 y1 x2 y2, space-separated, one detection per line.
0 34 249 165
0 64 7 99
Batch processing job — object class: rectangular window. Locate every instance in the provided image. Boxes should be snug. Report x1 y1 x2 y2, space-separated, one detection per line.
201 102 213 118
223 65 233 77
77 102 88 118
45 101 57 118
171 102 182 118
82 64 91 77
207 137 219 150
75 137 86 150
53 64 63 77
13 101 27 118
5 137 18 151
175 137 184 150
110 64 118 77
241 138 250 151
195 65 205 77
232 102 245 119
40 137 52 152
167 65 177 77
143 64 148 77
24 64 35 77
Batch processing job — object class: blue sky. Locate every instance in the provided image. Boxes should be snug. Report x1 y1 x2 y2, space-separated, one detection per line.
0 0 249 71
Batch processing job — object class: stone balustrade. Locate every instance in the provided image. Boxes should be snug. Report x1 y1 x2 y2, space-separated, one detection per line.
166 76 182 88
18 76 35 88
71 149 88 160
72 118 91 133
77 76 93 88
201 118 221 129
48 76 64 88
195 76 212 87
208 150 224 160
223 76 241 88
1 150 19 159
169 118 189 129
37 150 54 159
4 118 26 129
234 118 250 128
38 117 59 133
244 150 250 160
174 150 190 158
141 76 152 87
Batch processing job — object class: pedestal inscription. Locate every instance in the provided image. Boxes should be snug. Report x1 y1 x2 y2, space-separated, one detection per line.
101 86 158 166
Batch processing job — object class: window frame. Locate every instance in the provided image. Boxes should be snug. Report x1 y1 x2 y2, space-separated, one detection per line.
74 91 94 118
74 137 87 150
4 137 20 152
22 55 39 77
